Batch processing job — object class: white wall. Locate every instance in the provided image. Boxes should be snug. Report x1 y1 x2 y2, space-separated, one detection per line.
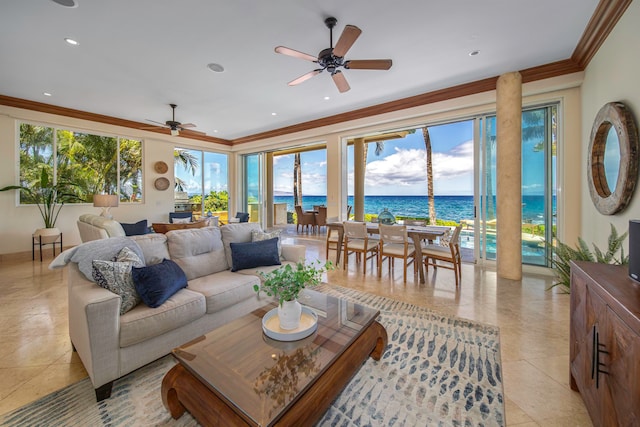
581 1 640 249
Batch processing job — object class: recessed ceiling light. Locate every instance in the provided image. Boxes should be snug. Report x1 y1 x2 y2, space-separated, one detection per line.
207 63 225 73
469 50 480 57
271 112 277 116
51 0 77 7
64 38 79 46
43 92 52 97
324 96 330 101
213 130 218 133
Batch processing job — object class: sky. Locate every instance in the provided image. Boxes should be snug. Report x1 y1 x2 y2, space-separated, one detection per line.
273 120 475 196
176 115 551 198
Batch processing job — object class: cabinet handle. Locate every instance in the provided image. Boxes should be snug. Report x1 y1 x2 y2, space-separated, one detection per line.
591 325 597 380
594 330 610 389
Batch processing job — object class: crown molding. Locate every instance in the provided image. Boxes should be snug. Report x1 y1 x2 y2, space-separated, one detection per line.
0 95 233 146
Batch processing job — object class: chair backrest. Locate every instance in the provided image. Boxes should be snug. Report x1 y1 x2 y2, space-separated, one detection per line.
450 225 462 246
379 224 408 244
315 206 327 226
169 212 193 223
235 212 249 223
346 205 353 219
294 205 304 218
343 221 367 240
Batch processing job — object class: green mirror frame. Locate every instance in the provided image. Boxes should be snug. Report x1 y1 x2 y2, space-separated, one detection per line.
588 102 639 215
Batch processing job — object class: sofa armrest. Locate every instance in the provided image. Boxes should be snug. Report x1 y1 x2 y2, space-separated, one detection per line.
67 263 121 389
281 244 306 263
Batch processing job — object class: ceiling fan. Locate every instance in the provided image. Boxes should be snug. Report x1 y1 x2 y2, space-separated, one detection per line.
275 17 392 93
142 104 204 136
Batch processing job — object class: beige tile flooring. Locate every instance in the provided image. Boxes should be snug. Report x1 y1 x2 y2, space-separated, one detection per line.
0 231 592 426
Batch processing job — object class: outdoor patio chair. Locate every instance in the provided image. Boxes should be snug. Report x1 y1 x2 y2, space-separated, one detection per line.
294 205 316 233
169 212 193 223
421 225 462 287
315 206 328 233
378 224 415 283
343 221 379 275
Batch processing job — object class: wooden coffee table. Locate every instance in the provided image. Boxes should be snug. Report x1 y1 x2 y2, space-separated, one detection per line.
161 289 387 426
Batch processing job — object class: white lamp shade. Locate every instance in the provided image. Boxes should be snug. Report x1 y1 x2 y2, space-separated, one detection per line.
93 194 119 208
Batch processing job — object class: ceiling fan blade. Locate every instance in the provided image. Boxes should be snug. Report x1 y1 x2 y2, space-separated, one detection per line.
345 59 393 70
178 123 197 128
332 25 361 57
332 70 350 93
288 69 322 86
145 119 168 127
275 46 317 62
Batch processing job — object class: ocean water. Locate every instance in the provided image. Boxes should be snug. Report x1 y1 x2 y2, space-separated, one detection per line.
274 195 554 224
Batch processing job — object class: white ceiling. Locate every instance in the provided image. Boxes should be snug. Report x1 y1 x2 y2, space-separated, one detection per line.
0 0 599 141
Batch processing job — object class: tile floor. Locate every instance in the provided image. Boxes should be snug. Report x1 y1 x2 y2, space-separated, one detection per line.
0 231 592 426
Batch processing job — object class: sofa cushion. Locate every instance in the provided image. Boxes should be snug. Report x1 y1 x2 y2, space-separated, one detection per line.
132 259 188 308
220 222 262 267
120 219 149 236
251 229 282 258
91 247 145 315
130 233 169 265
119 288 206 347
166 227 228 280
230 238 281 272
187 270 261 314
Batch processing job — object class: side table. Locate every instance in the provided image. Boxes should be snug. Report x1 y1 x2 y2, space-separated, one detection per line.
32 232 62 262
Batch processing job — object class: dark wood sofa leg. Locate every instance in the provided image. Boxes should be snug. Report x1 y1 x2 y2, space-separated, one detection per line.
95 382 113 402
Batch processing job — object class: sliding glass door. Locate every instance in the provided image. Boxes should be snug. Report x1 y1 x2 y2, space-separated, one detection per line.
242 153 263 224
476 104 557 266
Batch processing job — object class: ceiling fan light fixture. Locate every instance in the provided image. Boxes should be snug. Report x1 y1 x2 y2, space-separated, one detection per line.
207 63 225 73
170 128 179 136
50 0 77 7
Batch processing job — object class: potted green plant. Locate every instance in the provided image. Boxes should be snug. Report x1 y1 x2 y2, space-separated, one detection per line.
254 259 333 330
0 166 82 238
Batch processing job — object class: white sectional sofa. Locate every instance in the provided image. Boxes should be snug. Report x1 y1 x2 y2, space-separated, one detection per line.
51 223 305 401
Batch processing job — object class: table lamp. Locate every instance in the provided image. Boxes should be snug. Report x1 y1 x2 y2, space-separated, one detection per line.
93 194 119 219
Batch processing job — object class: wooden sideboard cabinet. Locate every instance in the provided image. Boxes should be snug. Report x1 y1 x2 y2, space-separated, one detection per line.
570 261 640 426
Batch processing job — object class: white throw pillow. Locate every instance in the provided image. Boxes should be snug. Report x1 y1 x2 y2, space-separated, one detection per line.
173 217 191 224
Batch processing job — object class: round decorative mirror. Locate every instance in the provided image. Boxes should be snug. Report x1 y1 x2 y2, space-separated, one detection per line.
587 102 639 215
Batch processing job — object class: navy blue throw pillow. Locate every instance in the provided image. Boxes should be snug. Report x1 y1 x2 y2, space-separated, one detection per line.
121 219 149 236
132 259 188 308
230 238 281 272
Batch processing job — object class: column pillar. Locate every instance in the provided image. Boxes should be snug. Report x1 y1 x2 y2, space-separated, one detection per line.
353 138 365 221
496 72 522 280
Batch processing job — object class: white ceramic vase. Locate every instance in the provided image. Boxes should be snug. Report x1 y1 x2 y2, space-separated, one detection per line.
278 299 302 330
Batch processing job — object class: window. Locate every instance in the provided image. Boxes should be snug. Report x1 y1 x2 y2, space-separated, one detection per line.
18 122 143 203
174 148 228 220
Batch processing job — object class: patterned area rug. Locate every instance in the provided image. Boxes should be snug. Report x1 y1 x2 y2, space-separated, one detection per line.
0 285 503 427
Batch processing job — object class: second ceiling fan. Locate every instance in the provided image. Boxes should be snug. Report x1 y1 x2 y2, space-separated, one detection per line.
275 17 392 93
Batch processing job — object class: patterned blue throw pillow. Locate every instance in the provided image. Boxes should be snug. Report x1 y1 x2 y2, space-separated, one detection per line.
132 259 188 308
92 247 145 315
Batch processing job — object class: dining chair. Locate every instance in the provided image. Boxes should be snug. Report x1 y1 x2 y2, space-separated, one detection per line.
294 205 316 233
325 223 342 262
342 221 379 275
315 206 328 233
378 224 415 283
421 225 463 287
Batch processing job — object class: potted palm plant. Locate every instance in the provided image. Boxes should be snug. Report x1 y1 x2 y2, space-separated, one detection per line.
0 167 82 239
254 259 333 330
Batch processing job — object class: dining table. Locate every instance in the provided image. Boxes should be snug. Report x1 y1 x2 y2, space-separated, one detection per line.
327 222 450 283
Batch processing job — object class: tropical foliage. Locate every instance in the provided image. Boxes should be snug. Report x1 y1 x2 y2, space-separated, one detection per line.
548 224 628 293
0 166 83 228
189 190 229 212
254 260 333 306
18 123 143 203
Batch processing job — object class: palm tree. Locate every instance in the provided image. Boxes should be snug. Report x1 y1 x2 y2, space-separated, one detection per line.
293 152 302 206
421 127 436 225
173 148 199 191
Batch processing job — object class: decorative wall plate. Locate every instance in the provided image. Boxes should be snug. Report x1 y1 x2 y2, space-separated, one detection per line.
154 161 168 174
154 177 170 191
